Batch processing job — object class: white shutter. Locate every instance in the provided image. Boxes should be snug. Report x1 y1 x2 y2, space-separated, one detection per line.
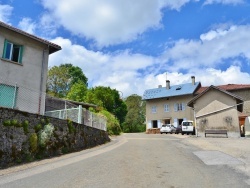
174 103 177 111
147 121 152 129
157 120 161 128
182 103 186 111
174 118 178 127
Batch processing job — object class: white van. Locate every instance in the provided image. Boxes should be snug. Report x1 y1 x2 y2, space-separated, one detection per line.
181 120 195 135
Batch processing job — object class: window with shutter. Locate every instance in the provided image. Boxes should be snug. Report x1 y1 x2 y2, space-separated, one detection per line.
2 39 23 64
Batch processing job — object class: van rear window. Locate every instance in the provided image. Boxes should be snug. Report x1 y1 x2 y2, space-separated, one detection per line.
183 122 193 126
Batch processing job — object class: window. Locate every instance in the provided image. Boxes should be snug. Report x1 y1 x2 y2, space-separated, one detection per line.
174 103 186 111
2 40 23 63
151 106 157 113
164 104 169 112
0 84 18 108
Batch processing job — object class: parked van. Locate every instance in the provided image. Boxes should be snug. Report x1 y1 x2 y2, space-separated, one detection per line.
181 120 195 135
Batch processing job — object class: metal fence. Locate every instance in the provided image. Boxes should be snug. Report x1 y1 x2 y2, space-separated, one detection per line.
44 106 107 131
0 77 106 131
0 76 46 114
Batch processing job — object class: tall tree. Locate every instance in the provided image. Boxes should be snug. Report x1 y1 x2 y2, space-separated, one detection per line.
46 64 88 98
122 94 146 132
84 86 127 124
66 81 88 102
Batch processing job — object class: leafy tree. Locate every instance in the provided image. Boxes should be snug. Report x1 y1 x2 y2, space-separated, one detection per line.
122 94 146 133
46 64 88 98
60 64 88 86
84 86 127 124
66 81 88 102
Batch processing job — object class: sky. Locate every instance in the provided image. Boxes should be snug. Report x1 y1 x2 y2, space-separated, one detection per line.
1 0 250 97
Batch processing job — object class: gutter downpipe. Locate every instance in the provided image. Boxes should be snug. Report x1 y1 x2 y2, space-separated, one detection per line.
38 48 47 115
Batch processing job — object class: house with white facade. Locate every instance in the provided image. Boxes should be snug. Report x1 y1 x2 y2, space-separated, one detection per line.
143 76 201 133
0 21 61 114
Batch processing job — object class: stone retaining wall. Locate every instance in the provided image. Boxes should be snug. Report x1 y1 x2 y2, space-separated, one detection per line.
0 107 110 169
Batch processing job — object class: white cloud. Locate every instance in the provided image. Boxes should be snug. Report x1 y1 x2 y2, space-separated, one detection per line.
204 0 245 5
18 18 37 34
49 37 155 96
47 23 250 97
49 32 250 97
40 0 197 47
161 25 250 71
0 4 13 23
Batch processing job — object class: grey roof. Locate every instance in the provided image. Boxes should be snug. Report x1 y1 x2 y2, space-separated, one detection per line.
143 82 201 100
0 21 61 54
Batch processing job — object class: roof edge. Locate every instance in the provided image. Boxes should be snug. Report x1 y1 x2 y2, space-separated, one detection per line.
0 21 61 54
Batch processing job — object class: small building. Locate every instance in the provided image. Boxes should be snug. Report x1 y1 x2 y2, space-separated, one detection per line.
188 85 243 137
0 21 61 114
196 84 250 116
143 76 201 133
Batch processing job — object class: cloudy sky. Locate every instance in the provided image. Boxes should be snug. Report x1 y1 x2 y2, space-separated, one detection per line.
1 0 250 97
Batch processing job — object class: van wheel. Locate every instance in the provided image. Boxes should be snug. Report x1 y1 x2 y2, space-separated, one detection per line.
181 133 184 135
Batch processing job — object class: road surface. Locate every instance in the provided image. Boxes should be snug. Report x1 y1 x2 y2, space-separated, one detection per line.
0 133 248 188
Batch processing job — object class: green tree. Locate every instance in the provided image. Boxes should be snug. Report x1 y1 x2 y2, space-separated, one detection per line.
84 86 127 124
122 94 146 133
46 64 88 98
66 81 88 102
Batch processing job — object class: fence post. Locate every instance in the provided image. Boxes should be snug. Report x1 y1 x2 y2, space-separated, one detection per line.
78 105 82 124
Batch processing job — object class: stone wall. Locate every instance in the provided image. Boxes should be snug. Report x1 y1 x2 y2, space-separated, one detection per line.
0 107 110 169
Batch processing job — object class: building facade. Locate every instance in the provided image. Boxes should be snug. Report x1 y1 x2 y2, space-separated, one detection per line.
143 76 201 132
0 21 61 114
188 86 243 137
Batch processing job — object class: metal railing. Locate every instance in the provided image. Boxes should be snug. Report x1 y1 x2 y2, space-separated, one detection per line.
44 106 107 131
0 77 106 131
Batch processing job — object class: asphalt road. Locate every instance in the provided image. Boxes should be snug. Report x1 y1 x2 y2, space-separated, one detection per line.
0 133 248 188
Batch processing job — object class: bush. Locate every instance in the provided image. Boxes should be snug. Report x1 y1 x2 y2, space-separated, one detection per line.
3 120 11 127
99 110 121 135
29 133 38 153
122 123 146 133
38 123 54 147
22 120 29 134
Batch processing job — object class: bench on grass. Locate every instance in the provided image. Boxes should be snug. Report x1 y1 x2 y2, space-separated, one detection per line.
205 129 228 138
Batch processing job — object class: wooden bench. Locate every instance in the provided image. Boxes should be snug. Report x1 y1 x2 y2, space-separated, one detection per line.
205 129 228 138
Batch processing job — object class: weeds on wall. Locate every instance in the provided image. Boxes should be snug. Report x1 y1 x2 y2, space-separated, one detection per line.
29 133 38 153
38 123 54 148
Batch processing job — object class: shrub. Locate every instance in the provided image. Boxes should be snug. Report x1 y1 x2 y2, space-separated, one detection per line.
29 133 38 153
38 123 54 148
3 120 11 127
22 120 29 134
11 119 19 127
34 124 42 133
99 110 121 135
67 119 76 134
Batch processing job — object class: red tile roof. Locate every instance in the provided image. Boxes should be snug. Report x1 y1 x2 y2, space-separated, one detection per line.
197 84 250 94
0 21 61 54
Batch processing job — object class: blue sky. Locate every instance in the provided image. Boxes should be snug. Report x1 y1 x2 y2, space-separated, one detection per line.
1 0 250 97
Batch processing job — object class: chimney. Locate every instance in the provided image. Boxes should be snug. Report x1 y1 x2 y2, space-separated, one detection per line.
166 80 170 89
158 85 162 88
191 76 195 85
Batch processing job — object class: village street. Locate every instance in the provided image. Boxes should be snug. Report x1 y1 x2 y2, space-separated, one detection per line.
0 133 250 188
